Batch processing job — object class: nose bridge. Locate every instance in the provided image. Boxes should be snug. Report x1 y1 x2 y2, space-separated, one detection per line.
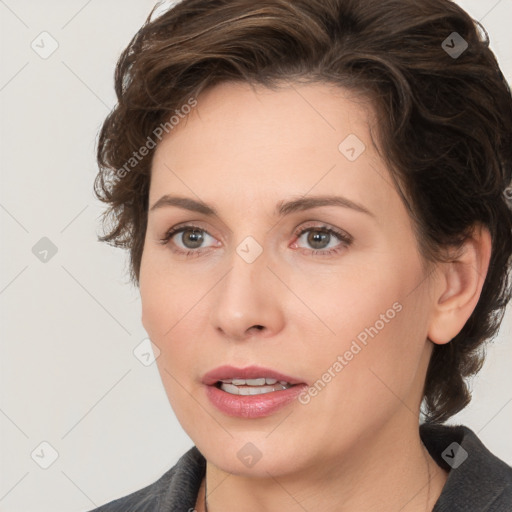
210 234 284 339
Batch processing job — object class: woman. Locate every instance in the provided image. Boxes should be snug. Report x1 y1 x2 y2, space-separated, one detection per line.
90 0 512 510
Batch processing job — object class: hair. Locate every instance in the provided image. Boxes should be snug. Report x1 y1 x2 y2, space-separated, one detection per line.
94 0 512 423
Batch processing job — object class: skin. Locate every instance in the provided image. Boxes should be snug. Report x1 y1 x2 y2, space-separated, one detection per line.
139 81 491 511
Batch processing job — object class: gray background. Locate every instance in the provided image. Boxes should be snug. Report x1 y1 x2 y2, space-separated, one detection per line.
0 1 511 510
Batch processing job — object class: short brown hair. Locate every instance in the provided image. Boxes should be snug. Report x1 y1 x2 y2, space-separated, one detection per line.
94 0 512 423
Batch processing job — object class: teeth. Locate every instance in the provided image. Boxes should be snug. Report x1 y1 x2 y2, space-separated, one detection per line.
246 378 266 385
220 382 290 395
220 383 242 394
220 377 290 386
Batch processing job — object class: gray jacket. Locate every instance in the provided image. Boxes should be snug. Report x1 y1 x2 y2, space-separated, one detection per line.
88 424 512 511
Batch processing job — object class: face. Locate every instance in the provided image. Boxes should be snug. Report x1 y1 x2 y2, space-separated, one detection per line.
140 81 436 478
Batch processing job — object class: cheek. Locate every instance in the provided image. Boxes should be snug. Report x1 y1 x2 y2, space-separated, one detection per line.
343 295 428 413
300 258 428 401
293 263 404 346
139 252 198 338
140 257 209 375
295 301 427 445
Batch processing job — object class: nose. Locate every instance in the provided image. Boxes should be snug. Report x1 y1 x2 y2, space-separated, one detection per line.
209 245 286 342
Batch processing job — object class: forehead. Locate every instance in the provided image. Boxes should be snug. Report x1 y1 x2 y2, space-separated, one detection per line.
156 80 375 156
149 81 397 219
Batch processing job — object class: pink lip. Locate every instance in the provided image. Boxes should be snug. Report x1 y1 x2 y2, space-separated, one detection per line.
202 365 307 419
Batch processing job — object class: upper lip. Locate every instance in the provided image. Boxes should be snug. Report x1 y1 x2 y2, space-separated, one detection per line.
202 365 306 386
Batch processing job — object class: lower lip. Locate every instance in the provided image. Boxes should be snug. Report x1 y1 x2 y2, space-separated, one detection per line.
205 383 308 419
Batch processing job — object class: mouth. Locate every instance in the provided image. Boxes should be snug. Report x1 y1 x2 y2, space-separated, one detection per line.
202 365 307 418
215 377 295 395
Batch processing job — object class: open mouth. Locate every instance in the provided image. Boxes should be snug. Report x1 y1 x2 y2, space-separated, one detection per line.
215 378 296 395
203 366 307 418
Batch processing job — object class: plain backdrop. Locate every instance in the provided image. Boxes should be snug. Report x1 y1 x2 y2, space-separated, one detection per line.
0 1 511 510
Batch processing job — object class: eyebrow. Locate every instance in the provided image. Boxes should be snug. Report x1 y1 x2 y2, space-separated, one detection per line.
149 194 374 218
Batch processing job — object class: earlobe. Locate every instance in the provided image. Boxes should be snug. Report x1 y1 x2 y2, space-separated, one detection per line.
427 224 492 345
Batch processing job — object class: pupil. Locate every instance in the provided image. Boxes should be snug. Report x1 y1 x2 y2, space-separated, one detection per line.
184 229 204 248
308 231 329 249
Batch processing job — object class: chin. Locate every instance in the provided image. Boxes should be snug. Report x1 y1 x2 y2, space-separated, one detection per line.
194 431 314 478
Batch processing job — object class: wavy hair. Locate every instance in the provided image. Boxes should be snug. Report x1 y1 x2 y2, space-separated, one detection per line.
94 0 512 423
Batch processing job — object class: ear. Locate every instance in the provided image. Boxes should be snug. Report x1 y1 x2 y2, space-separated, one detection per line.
427 224 492 345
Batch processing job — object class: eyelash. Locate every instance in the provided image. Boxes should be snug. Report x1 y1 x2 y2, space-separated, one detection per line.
158 222 353 258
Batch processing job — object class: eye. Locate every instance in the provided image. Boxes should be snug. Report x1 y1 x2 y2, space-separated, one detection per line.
159 224 219 256
159 222 353 258
292 223 353 256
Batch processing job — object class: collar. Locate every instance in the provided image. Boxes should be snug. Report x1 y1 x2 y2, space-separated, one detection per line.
156 424 512 511
420 423 512 511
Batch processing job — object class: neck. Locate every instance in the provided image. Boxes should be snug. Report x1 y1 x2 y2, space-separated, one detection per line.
196 416 449 512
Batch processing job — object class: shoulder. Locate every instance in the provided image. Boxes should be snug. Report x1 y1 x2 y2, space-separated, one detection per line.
420 423 512 511
86 446 206 512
